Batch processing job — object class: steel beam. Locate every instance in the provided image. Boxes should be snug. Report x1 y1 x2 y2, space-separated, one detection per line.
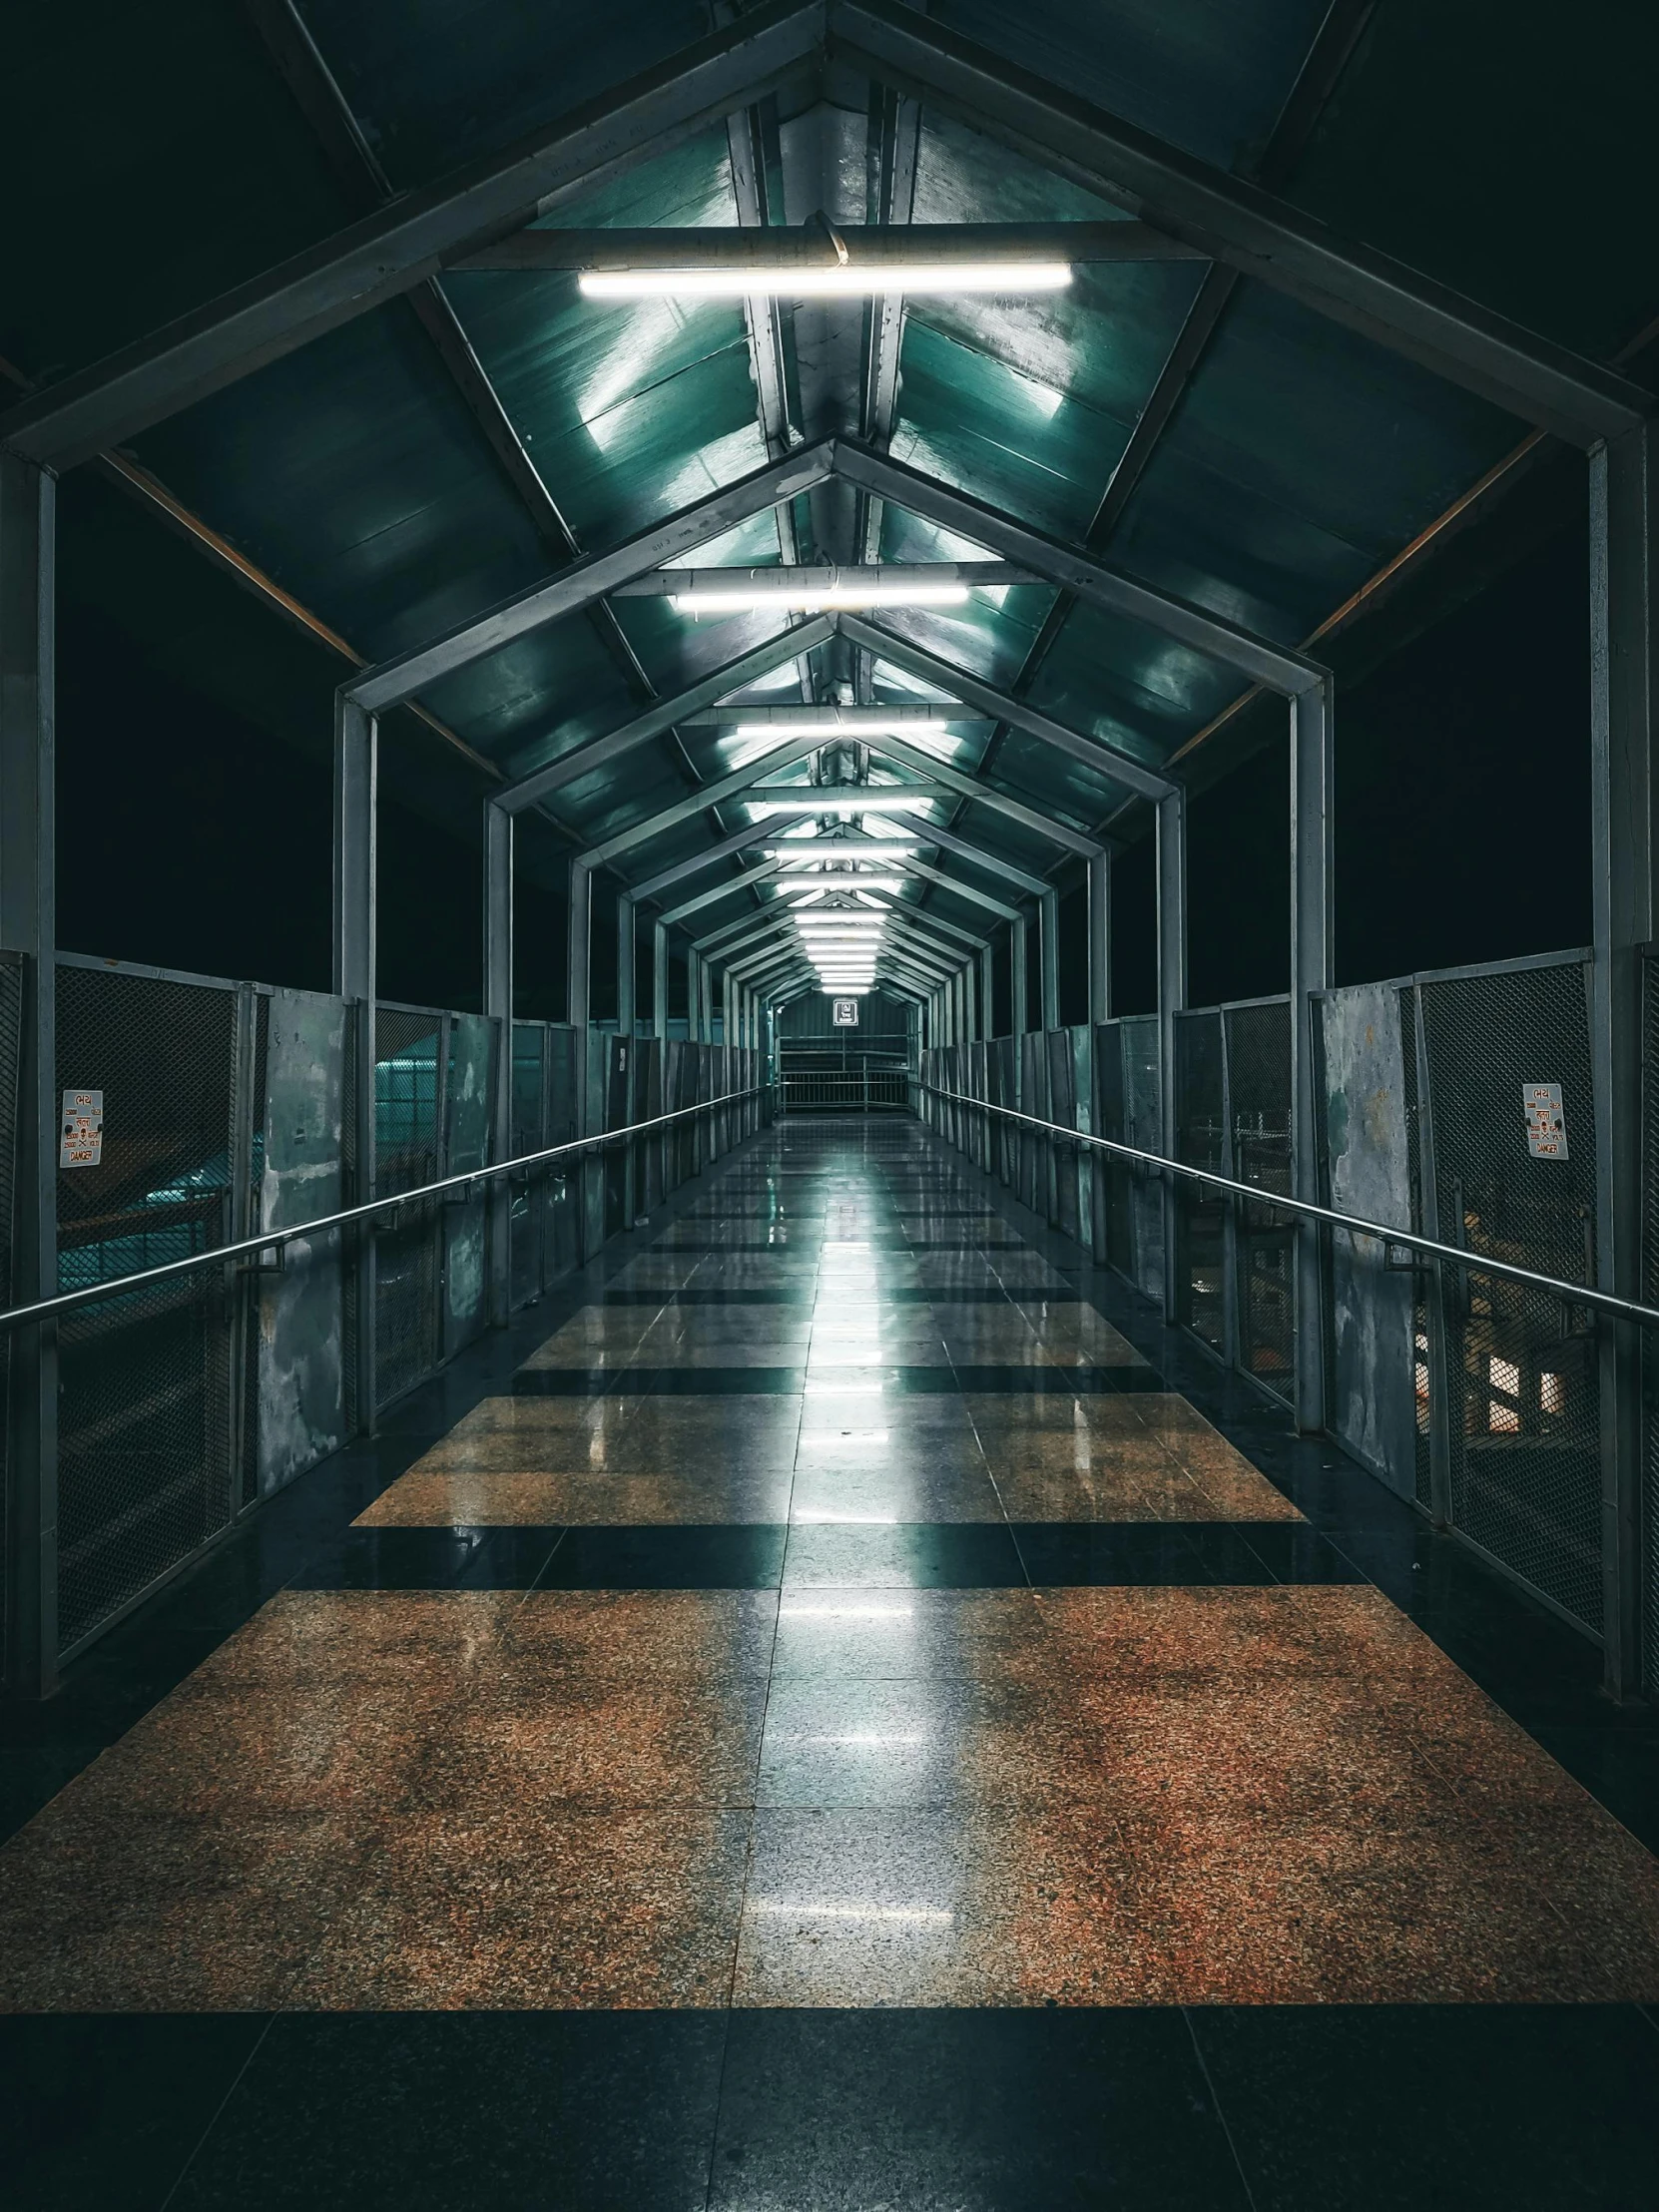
580 734 828 866
1290 680 1334 1433
1040 886 1060 1031
455 222 1201 269
2 0 824 469
332 692 378 1432
686 704 982 727
827 0 1650 445
1590 424 1658 1696
836 611 1176 797
1156 790 1187 1326
350 443 833 713
0 455 58 1696
863 733 1102 854
632 806 828 902
617 562 1039 594
499 617 834 813
833 444 1328 693
483 800 513 1324
876 805 1047 898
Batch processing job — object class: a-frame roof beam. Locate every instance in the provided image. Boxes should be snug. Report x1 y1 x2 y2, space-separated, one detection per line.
580 732 830 865
350 442 833 712
594 712 1088 870
873 806 1048 896
498 617 834 814
827 0 1649 446
635 810 829 902
832 442 1327 694
455 222 1201 269
835 612 1172 798
0 0 824 470
617 562 1038 594
882 853 1020 922
658 858 796 928
858 727 1104 854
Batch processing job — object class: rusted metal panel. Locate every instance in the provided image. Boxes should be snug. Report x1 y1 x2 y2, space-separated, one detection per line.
257 987 347 1495
1319 980 1415 1496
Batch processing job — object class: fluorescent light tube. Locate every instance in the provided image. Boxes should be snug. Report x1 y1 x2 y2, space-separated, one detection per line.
673 585 967 615
581 264 1071 300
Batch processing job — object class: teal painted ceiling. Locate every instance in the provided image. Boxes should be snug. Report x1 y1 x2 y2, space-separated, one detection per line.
4 0 1654 992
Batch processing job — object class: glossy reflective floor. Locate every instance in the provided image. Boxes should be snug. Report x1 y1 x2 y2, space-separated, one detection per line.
5 1119 1659 2207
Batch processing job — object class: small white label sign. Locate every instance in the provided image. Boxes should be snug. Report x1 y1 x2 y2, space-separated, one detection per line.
60 1089 104 1169
831 997 860 1027
1522 1082 1567 1160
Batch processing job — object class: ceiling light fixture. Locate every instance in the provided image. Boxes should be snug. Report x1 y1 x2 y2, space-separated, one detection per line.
580 264 1071 300
732 720 953 740
673 585 967 615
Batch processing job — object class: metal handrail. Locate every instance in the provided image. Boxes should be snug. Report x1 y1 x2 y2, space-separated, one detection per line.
0 1085 771 1336
914 1079 1659 1331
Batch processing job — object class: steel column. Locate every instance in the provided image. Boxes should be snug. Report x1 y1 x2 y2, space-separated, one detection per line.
1087 846 1111 1261
332 693 377 1432
483 800 513 1324
1040 886 1060 1031
1010 913 1028 1055
1290 680 1334 1432
0 455 57 1697
653 919 669 1037
1156 790 1187 1326
1590 424 1657 1696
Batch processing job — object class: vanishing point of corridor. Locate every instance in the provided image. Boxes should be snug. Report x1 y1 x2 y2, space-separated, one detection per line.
5 1118 1659 2205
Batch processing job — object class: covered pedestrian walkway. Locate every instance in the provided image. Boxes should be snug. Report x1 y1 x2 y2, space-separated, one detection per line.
6 0 1659 2201
5 1112 1659 2202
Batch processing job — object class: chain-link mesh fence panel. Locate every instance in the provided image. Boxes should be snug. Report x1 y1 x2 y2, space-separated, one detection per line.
55 964 240 1654
1642 956 1659 1692
510 1023 546 1309
1419 957 1601 1632
0 954 23 1668
547 1025 580 1274
1176 1009 1226 1353
1401 986 1433 1510
240 989 271 1506
372 1006 443 1412
1225 999 1295 1402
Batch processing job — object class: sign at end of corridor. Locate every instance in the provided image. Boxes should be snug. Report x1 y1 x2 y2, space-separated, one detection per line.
831 998 860 1027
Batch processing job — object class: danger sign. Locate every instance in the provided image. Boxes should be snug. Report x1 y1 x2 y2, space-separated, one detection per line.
1521 1082 1567 1161
831 997 860 1027
60 1089 104 1169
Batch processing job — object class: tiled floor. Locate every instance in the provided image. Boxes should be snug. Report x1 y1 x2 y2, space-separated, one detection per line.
4 1118 1659 2207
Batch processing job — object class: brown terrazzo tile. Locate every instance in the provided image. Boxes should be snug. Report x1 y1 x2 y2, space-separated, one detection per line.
502 1590 779 1682
356 1466 792 1526
288 1805 751 2009
423 1676 769 1809
184 1590 517 1690
770 1588 1051 1684
0 1797 358 2011
734 1807 1014 2007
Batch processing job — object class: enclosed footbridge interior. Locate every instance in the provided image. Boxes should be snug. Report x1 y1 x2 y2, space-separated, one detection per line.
4 1 1659 2199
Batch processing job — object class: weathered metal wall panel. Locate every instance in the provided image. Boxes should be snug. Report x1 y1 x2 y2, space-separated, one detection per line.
442 1012 494 1355
257 988 347 1496
1120 1014 1165 1307
1317 982 1416 1499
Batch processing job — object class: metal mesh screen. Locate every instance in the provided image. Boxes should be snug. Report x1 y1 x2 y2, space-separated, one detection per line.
1642 956 1659 1692
0 954 23 1669
1175 1010 1226 1352
510 1023 546 1309
1400 986 1433 1509
1225 999 1295 1402
1418 957 1601 1631
55 965 239 1653
239 990 271 1508
373 1006 442 1411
